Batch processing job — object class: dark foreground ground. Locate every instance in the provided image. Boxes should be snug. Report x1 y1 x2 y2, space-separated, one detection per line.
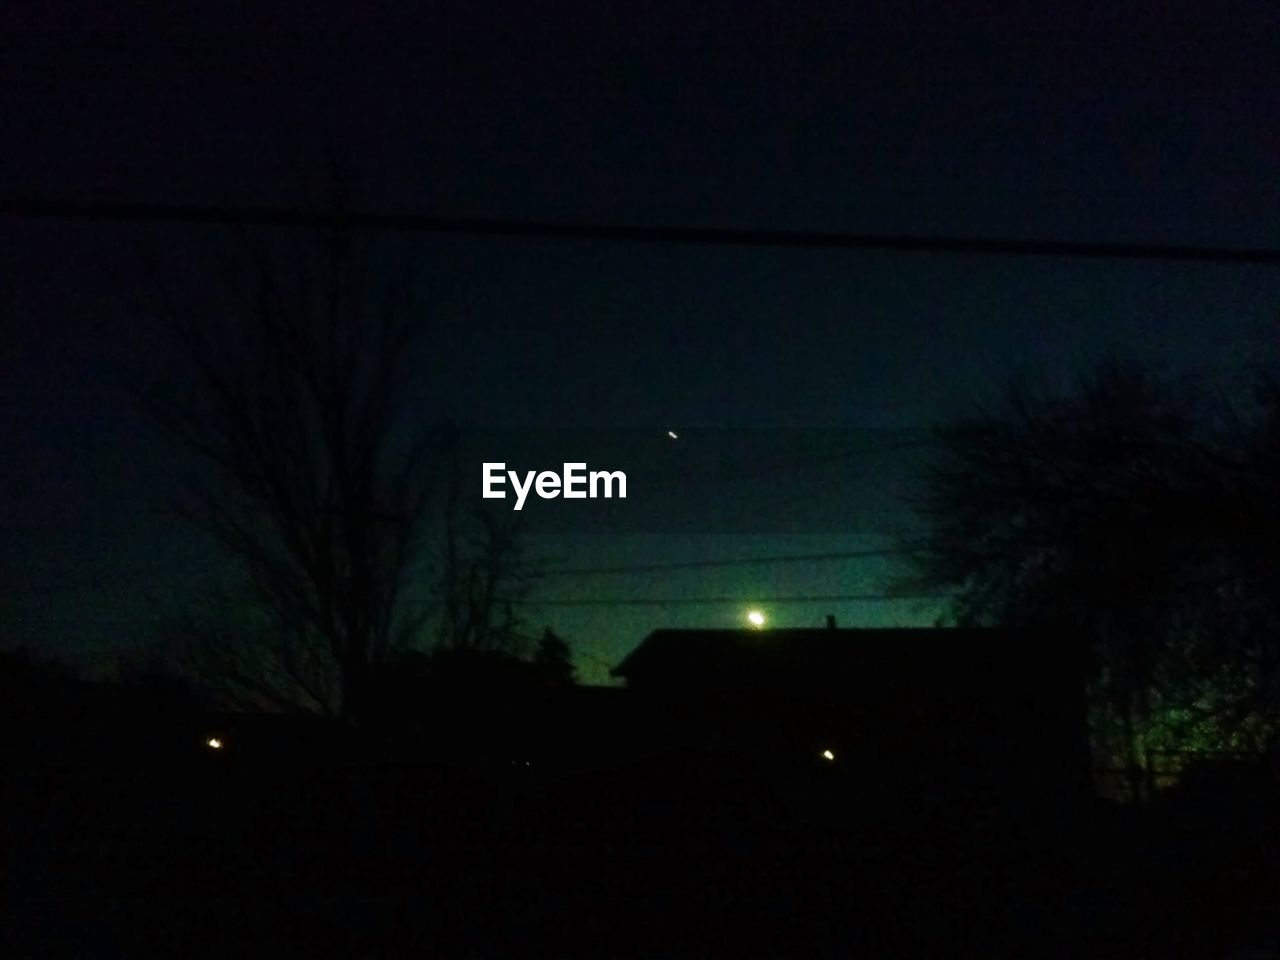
3 702 1278 959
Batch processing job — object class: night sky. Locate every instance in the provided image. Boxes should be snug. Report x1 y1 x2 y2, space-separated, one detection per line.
4 2 1280 683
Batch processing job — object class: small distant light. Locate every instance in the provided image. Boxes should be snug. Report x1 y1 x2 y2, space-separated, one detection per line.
820 749 836 762
206 737 223 750
667 430 679 439
746 609 766 628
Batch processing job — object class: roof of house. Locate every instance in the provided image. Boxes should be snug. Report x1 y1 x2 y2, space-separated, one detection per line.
611 626 1079 701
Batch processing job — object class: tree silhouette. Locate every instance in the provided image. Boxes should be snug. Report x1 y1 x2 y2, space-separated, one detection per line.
906 360 1280 798
151 581 341 713
435 498 535 655
137 211 439 722
533 627 576 685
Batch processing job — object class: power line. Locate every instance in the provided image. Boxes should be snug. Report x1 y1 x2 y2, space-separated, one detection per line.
7 200 1280 264
534 547 921 578
517 593 949 607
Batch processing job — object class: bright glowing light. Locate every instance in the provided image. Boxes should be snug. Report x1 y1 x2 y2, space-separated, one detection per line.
820 749 836 761
667 430 679 439
746 609 766 628
206 737 223 750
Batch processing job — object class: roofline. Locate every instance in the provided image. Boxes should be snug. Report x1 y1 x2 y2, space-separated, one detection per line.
610 625 1040 678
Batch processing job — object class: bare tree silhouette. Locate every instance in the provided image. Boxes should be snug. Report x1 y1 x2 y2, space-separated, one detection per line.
136 199 439 721
436 488 535 655
905 360 1280 798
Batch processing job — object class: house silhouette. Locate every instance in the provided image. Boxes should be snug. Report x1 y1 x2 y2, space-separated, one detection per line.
611 626 1092 815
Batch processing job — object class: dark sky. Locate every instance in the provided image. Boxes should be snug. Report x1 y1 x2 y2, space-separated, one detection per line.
4 1 1280 682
